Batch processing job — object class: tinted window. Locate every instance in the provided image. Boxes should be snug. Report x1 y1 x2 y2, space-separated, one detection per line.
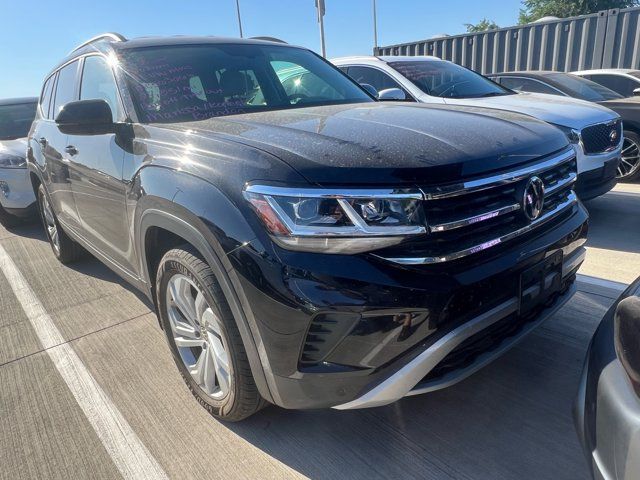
80 56 123 120
545 73 622 101
346 66 405 92
389 60 511 98
118 44 372 123
40 75 56 119
499 77 561 95
53 61 79 119
0 102 38 140
589 74 639 97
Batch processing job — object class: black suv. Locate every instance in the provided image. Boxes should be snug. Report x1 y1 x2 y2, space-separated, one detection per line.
28 33 588 421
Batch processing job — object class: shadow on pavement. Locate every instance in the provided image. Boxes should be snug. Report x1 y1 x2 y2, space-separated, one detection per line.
584 190 640 254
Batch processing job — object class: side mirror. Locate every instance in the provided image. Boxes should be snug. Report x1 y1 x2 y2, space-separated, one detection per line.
55 99 114 135
633 88 640 97
378 88 407 101
614 295 640 391
359 83 378 98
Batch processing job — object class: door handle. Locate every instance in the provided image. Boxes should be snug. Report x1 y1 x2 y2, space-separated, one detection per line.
65 145 78 156
38 137 47 148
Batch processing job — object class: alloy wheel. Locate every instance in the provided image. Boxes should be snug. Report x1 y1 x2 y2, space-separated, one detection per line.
41 193 60 254
166 274 231 399
618 137 640 179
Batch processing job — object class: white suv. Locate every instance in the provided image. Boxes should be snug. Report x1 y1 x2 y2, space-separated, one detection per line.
332 56 622 200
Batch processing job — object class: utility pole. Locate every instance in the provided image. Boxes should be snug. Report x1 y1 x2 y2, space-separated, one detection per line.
316 0 326 57
372 0 378 51
235 0 244 38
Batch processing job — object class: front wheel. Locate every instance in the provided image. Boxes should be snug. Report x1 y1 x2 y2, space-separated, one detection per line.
156 246 265 421
618 130 640 181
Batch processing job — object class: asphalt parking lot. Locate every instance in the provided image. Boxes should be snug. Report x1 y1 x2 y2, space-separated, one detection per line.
0 182 638 480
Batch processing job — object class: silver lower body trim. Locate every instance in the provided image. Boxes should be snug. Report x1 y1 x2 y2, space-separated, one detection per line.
333 246 584 410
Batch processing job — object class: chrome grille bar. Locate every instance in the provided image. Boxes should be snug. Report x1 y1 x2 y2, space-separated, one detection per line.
429 203 521 233
544 172 577 197
379 191 578 265
420 148 575 200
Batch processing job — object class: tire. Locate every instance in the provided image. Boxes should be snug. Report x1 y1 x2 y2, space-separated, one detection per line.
0 203 21 227
37 184 83 263
618 130 640 181
156 246 265 421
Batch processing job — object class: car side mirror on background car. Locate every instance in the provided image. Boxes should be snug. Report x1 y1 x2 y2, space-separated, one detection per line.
633 87 640 96
55 99 115 135
359 83 378 98
378 88 407 101
614 294 640 393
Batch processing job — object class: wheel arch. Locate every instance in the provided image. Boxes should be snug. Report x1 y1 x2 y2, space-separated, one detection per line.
139 208 276 404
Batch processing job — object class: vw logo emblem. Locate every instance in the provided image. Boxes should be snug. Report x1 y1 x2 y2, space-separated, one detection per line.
609 129 619 143
523 176 545 221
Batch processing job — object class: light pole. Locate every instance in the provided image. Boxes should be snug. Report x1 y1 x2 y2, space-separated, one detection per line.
316 0 326 57
373 0 378 50
235 0 244 38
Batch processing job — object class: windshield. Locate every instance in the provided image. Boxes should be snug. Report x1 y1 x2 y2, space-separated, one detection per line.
118 44 373 123
388 60 511 98
0 102 37 140
545 73 623 101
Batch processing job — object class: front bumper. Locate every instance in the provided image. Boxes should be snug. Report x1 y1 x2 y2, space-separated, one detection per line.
574 282 640 480
575 144 620 201
0 167 36 213
230 202 589 410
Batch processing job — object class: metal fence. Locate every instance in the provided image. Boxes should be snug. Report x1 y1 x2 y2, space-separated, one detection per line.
374 6 640 74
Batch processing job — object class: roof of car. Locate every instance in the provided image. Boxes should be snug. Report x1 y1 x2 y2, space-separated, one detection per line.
0 97 38 106
332 55 440 64
48 35 301 76
573 68 640 75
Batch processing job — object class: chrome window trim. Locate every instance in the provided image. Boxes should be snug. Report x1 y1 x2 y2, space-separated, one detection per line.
378 191 578 265
419 147 575 199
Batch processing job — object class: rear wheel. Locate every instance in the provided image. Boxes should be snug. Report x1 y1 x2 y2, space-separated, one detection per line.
618 131 640 181
156 246 265 421
37 184 83 263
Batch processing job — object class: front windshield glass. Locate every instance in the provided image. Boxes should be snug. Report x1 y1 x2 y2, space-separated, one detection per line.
388 60 511 98
0 102 37 140
118 44 372 123
545 73 623 101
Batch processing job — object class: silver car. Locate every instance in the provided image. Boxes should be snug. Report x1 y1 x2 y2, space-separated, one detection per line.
0 97 37 225
333 56 623 200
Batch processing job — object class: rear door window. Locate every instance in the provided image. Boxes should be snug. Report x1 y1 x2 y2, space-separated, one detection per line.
40 75 56 119
52 61 80 119
589 74 638 97
499 77 561 95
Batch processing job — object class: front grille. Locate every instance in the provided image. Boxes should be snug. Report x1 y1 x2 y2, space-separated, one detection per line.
581 119 622 154
379 148 578 265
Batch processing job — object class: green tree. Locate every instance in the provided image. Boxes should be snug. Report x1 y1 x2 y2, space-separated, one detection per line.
519 0 639 24
465 18 500 32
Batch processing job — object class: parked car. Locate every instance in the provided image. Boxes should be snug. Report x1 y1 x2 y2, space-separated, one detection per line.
574 277 640 480
489 71 640 181
573 68 640 98
29 33 588 421
332 56 622 200
0 97 37 225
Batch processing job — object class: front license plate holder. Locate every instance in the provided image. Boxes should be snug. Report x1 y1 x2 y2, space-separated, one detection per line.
519 250 563 315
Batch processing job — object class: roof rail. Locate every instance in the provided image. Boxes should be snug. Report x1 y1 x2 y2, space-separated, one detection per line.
68 32 127 55
250 36 287 44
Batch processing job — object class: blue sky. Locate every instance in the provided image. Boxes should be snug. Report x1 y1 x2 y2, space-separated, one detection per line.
0 0 522 98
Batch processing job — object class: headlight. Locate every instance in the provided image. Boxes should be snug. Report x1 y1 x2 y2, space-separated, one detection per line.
0 154 26 169
243 185 427 254
552 124 581 144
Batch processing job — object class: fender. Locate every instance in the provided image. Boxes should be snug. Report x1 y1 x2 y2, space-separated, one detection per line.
135 169 279 405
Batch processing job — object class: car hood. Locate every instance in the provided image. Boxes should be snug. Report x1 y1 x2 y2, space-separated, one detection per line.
439 92 619 129
0 137 27 158
166 102 569 185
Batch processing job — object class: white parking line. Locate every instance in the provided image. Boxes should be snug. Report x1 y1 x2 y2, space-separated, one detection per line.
0 244 168 480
